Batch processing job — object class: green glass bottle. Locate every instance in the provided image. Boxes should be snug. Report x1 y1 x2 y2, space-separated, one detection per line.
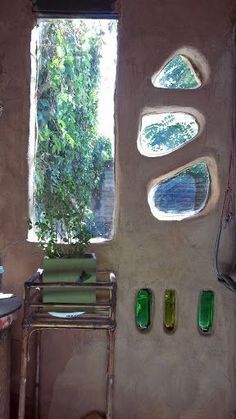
135 289 152 331
164 289 176 332
198 290 214 334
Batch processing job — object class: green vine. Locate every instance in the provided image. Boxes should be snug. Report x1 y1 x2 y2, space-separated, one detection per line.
34 20 112 257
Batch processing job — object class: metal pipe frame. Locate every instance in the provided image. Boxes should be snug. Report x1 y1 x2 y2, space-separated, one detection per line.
18 271 117 419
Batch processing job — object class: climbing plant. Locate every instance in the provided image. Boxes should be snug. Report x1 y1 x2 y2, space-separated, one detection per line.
34 20 112 256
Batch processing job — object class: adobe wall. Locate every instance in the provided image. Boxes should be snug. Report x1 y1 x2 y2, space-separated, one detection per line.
0 0 236 418
0 331 10 419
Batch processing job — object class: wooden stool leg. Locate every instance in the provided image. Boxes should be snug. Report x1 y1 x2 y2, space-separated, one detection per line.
106 329 115 419
18 328 30 419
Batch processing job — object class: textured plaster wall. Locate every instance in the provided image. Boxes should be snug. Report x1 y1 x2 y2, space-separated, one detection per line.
0 331 10 419
0 0 236 418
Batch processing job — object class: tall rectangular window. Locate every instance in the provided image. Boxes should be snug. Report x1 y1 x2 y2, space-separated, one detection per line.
28 18 117 247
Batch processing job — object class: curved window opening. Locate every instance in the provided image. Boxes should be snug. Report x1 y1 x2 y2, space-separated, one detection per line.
148 162 210 221
152 54 201 89
138 112 199 157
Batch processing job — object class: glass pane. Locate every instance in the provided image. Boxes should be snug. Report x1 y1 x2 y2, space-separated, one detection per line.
139 112 199 156
149 162 210 220
198 290 214 334
152 54 201 89
135 289 152 331
30 19 117 248
164 289 176 332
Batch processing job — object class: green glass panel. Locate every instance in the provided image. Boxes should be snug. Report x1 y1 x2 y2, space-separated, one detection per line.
153 54 201 89
140 112 199 157
164 289 176 332
135 289 152 331
198 290 214 334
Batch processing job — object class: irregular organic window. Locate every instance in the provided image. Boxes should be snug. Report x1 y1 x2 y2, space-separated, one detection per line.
152 54 201 89
138 112 199 157
148 162 210 220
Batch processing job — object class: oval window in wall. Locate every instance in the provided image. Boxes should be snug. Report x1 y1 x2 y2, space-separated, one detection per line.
148 162 210 221
138 112 199 157
152 54 202 89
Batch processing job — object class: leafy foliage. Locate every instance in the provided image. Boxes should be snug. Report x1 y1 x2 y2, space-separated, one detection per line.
34 20 112 257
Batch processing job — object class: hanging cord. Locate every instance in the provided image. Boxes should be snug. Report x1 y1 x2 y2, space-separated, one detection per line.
214 26 236 292
214 167 236 291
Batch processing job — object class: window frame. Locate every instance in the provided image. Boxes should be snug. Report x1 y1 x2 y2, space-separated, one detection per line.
147 156 220 222
32 0 118 19
28 15 118 244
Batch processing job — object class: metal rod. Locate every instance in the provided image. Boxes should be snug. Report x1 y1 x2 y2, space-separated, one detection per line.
26 270 114 284
35 330 41 419
23 286 31 320
106 276 117 418
28 282 114 289
30 302 112 309
106 330 115 419
29 290 41 304
29 321 115 330
31 310 111 324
